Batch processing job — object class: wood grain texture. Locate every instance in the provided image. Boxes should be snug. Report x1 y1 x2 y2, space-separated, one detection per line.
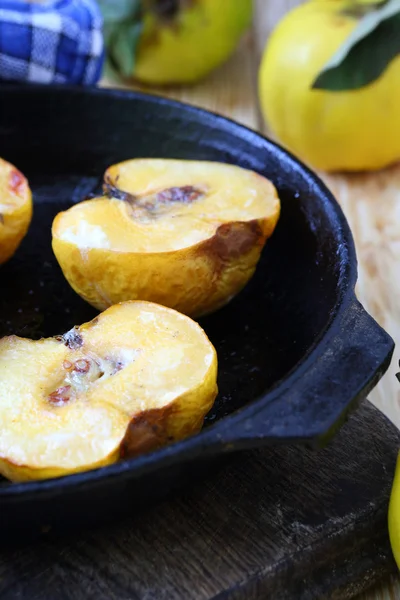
102 0 400 596
0 402 398 600
102 32 258 130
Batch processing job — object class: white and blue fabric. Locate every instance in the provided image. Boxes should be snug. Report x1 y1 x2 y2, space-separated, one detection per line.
0 0 105 85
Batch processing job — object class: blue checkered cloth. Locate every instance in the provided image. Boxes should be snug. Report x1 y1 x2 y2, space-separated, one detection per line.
0 0 105 84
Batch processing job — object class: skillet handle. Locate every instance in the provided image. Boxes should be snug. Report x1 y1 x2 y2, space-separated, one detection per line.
208 298 395 449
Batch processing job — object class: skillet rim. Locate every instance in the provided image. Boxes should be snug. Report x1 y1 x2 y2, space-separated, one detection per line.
0 83 358 496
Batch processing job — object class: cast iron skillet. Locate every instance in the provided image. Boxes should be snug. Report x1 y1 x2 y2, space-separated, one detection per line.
0 84 394 539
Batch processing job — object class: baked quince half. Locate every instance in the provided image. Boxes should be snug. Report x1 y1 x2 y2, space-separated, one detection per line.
52 159 280 317
0 301 218 482
0 157 32 265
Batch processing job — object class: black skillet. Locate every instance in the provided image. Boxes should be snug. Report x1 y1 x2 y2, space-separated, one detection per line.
0 84 394 539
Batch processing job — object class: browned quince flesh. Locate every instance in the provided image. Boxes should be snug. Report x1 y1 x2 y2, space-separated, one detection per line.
0 157 33 265
52 159 280 317
0 301 218 482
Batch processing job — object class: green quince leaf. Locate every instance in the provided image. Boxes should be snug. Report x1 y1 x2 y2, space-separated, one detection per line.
109 20 143 79
97 0 143 81
312 0 400 91
98 0 142 24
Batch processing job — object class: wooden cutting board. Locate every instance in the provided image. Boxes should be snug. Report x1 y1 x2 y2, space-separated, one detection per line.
0 401 398 600
104 3 400 596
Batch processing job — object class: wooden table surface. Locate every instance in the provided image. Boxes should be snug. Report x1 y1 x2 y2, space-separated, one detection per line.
103 1 400 597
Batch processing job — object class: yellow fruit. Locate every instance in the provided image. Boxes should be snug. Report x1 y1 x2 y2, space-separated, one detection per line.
389 452 400 569
0 157 33 265
52 159 280 318
0 301 218 482
258 1 400 172
312 0 379 4
134 0 253 85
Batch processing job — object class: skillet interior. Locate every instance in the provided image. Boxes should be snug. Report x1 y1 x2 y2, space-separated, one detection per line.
0 85 351 439
0 85 392 538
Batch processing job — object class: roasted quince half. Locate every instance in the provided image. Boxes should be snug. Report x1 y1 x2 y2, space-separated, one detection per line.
0 301 218 482
52 159 280 317
0 157 32 265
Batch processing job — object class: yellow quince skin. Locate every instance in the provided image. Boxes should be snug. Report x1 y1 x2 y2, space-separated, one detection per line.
0 157 32 265
134 0 253 85
51 159 280 318
258 1 400 172
0 301 218 482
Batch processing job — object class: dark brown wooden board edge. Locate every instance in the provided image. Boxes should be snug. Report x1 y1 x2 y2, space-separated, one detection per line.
212 402 400 600
0 401 398 600
213 503 397 600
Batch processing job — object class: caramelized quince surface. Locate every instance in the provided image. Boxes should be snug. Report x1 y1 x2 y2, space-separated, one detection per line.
52 159 280 317
0 157 33 265
0 301 218 482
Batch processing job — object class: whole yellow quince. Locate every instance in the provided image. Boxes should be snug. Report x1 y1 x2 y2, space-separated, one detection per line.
389 452 400 569
258 1 400 172
134 0 253 85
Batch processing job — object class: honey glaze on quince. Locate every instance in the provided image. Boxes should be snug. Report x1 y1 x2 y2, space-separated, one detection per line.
0 302 218 481
56 159 280 253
